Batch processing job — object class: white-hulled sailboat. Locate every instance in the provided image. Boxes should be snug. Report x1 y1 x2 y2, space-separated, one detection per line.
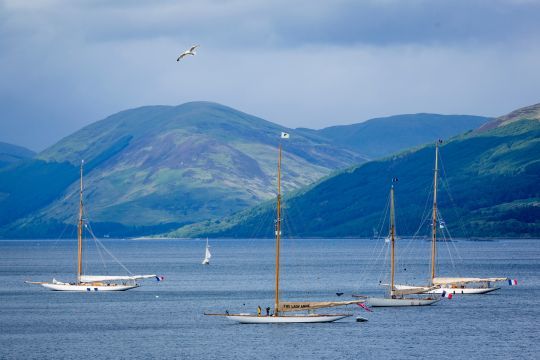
365 182 440 307
206 133 362 324
26 161 162 291
394 141 511 295
202 238 211 265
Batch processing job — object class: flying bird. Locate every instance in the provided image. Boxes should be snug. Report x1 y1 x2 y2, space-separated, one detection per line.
177 45 199 61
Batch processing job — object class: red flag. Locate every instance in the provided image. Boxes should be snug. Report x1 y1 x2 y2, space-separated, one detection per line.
357 302 373 312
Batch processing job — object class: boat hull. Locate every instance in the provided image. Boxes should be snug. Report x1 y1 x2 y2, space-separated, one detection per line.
394 284 500 295
429 287 500 295
367 297 440 307
224 314 351 324
40 283 138 291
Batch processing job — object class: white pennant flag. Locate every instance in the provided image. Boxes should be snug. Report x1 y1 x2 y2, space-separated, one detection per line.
281 132 290 139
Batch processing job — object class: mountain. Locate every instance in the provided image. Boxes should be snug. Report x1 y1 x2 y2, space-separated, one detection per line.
0 102 365 238
0 102 496 239
478 102 540 132
0 142 35 168
170 105 540 239
297 114 489 159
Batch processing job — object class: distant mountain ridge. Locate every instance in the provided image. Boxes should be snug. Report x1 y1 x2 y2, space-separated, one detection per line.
0 142 35 168
478 102 540 132
168 103 540 239
298 113 488 159
0 101 492 238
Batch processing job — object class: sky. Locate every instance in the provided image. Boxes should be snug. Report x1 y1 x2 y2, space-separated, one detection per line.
1 0 540 151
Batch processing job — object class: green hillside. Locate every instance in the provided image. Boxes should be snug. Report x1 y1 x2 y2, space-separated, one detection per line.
297 114 488 159
0 102 364 238
169 118 540 238
0 142 35 168
0 102 501 239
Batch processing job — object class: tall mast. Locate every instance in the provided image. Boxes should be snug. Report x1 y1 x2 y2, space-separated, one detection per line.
430 142 439 283
389 184 396 296
274 143 282 316
77 160 84 284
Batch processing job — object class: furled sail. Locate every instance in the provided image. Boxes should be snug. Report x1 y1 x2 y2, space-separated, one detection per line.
391 286 437 296
278 300 363 313
80 275 157 282
432 277 508 285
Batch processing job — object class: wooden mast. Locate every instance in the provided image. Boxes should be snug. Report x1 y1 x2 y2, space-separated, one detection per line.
390 184 395 297
274 143 282 315
77 160 84 284
430 142 439 283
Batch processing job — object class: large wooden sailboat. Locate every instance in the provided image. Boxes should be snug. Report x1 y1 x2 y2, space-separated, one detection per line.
26 161 161 292
207 133 361 324
394 141 509 295
365 183 440 307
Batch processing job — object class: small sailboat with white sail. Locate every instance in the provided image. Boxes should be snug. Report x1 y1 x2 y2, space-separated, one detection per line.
26 161 163 291
394 141 513 295
363 182 440 307
202 238 211 265
206 133 362 323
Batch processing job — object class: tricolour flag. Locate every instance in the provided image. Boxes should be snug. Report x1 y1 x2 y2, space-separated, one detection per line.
281 132 290 139
441 290 453 299
508 279 518 286
357 302 373 312
155 276 165 282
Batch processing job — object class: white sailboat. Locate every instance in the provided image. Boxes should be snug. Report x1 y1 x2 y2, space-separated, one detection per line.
394 141 510 295
26 161 162 292
206 133 362 323
202 238 211 265
365 183 440 307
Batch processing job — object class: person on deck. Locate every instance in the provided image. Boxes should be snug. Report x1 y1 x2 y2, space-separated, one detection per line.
266 307 270 316
257 305 262 317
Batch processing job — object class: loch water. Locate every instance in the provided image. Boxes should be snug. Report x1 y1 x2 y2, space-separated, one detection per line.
0 238 538 359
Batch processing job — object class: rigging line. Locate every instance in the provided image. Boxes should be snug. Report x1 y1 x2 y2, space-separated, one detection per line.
281 206 311 298
371 197 392 282
358 191 391 285
372 193 392 285
438 151 472 239
435 157 467 266
280 198 313 298
409 180 438 281
80 206 107 273
438 213 457 276
281 193 313 294
401 179 434 263
438 211 465 274
86 224 133 275
45 213 74 275
82 206 108 271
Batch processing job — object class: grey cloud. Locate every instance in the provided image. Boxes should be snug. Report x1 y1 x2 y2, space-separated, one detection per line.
0 0 539 150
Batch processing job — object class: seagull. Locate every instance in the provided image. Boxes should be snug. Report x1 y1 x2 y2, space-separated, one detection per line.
177 45 199 61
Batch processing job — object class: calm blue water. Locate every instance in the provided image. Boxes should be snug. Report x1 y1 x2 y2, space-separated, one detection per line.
0 238 538 359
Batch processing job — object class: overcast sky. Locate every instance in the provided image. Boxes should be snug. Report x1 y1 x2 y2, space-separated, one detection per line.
1 0 540 151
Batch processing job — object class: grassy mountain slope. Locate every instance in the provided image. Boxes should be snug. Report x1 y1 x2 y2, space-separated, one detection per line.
170 118 540 238
0 102 500 239
297 114 489 159
0 102 364 237
478 103 540 132
0 142 35 167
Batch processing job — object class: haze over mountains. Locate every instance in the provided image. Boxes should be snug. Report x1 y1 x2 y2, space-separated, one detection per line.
0 101 489 238
0 142 35 168
169 103 540 239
